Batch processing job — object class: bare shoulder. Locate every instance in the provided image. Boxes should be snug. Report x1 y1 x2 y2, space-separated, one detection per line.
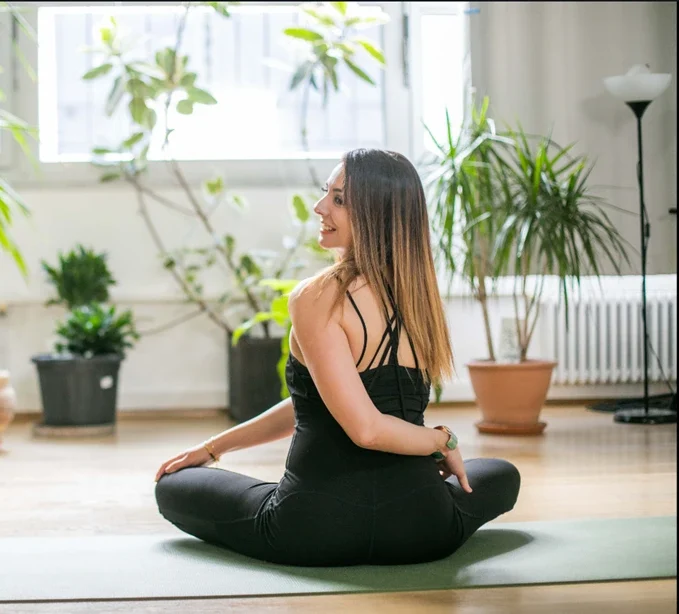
289 271 341 327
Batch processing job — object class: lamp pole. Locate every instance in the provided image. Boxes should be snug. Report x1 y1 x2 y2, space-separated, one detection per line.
603 66 676 425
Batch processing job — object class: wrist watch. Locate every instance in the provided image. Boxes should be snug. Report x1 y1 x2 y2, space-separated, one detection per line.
431 425 458 461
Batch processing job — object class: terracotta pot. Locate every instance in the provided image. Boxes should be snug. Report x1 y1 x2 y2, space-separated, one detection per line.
0 370 17 447
466 359 557 435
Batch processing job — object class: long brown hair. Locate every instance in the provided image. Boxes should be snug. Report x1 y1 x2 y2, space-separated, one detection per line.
315 148 454 386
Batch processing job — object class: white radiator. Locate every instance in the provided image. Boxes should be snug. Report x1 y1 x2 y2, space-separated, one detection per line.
541 283 677 386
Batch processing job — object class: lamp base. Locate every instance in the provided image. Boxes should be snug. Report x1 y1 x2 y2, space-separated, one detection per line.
614 407 677 425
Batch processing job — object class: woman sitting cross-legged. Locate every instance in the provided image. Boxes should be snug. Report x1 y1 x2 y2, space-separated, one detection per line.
154 148 521 567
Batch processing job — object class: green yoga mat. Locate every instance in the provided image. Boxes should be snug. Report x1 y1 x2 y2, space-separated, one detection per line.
0 517 675 603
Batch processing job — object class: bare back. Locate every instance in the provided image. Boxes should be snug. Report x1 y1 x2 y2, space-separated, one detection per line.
290 276 421 373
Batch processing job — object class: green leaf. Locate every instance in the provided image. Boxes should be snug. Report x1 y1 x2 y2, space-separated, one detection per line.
122 132 144 149
105 75 126 116
128 98 148 124
232 312 275 345
100 27 114 47
292 194 310 222
179 72 197 87
100 172 122 183
186 87 218 105
355 38 385 64
283 27 324 42
331 2 348 15
231 195 246 209
144 108 157 131
205 176 224 196
83 63 113 80
302 7 336 26
259 279 299 294
343 58 375 85
176 99 194 115
289 61 312 90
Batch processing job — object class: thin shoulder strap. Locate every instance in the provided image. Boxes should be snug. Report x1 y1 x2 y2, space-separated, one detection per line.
345 291 368 368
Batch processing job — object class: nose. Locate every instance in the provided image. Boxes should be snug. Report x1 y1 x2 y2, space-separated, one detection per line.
313 196 328 217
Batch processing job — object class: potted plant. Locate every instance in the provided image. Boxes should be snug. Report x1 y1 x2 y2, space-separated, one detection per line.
232 278 300 406
79 2 385 421
32 304 139 431
426 99 629 434
31 245 138 430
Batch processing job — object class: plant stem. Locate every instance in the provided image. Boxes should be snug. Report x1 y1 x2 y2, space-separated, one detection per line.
137 307 205 336
300 71 321 189
133 186 232 333
152 3 269 336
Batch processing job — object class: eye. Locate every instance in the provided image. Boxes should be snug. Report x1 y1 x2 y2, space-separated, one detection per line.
334 195 344 206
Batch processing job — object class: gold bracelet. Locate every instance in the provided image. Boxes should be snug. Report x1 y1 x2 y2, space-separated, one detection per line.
203 439 220 463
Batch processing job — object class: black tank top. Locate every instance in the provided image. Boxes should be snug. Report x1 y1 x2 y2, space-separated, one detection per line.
283 287 432 487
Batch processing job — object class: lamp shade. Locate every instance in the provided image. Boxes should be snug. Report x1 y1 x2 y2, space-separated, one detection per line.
603 64 672 102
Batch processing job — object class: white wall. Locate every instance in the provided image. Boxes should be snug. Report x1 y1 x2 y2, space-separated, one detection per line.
471 1 677 275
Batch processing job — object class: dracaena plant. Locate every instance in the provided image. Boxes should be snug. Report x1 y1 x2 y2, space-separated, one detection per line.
426 97 631 364
491 125 631 360
424 96 515 363
0 2 37 278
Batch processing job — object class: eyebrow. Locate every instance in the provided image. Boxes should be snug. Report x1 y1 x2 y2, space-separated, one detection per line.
332 188 343 192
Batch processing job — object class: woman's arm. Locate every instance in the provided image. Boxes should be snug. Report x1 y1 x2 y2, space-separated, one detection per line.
208 396 296 457
288 281 450 457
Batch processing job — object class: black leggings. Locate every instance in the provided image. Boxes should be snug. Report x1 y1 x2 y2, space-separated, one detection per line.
155 458 520 567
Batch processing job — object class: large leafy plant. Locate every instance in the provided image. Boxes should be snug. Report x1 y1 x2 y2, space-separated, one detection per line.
54 303 139 358
0 2 37 277
426 98 631 363
424 97 514 362
82 2 386 339
492 126 630 360
42 245 116 310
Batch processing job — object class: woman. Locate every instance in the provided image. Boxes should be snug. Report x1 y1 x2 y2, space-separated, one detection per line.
154 149 520 567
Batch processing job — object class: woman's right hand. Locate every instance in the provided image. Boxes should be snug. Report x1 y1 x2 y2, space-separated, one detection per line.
155 443 214 482
437 447 473 493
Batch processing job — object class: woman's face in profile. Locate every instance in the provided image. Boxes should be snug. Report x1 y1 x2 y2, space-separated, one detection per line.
314 163 351 252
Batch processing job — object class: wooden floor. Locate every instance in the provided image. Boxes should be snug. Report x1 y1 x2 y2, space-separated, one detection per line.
0 404 676 613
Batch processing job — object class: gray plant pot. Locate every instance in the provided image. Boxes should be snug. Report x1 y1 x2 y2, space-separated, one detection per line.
31 354 122 427
227 335 282 423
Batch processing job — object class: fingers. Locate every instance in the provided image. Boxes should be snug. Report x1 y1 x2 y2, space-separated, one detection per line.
458 473 473 493
155 455 185 482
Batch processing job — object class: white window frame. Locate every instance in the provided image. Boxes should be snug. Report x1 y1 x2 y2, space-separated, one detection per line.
6 1 412 189
406 1 470 165
0 9 14 169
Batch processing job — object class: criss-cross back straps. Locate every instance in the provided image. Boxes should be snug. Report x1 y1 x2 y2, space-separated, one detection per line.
346 291 397 371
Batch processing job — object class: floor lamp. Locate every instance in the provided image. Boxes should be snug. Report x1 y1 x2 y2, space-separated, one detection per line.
603 65 676 425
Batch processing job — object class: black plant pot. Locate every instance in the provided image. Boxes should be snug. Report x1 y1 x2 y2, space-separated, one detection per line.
31 354 122 426
227 335 283 422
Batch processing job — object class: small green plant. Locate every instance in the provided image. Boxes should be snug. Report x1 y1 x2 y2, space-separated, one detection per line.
42 245 116 310
233 278 299 398
54 304 139 358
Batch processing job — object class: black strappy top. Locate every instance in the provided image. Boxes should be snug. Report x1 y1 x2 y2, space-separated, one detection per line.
284 288 431 481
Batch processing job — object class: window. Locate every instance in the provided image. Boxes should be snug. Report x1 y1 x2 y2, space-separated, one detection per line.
37 3 387 163
408 2 469 163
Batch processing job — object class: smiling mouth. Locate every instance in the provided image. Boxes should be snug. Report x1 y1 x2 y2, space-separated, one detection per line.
320 223 336 232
